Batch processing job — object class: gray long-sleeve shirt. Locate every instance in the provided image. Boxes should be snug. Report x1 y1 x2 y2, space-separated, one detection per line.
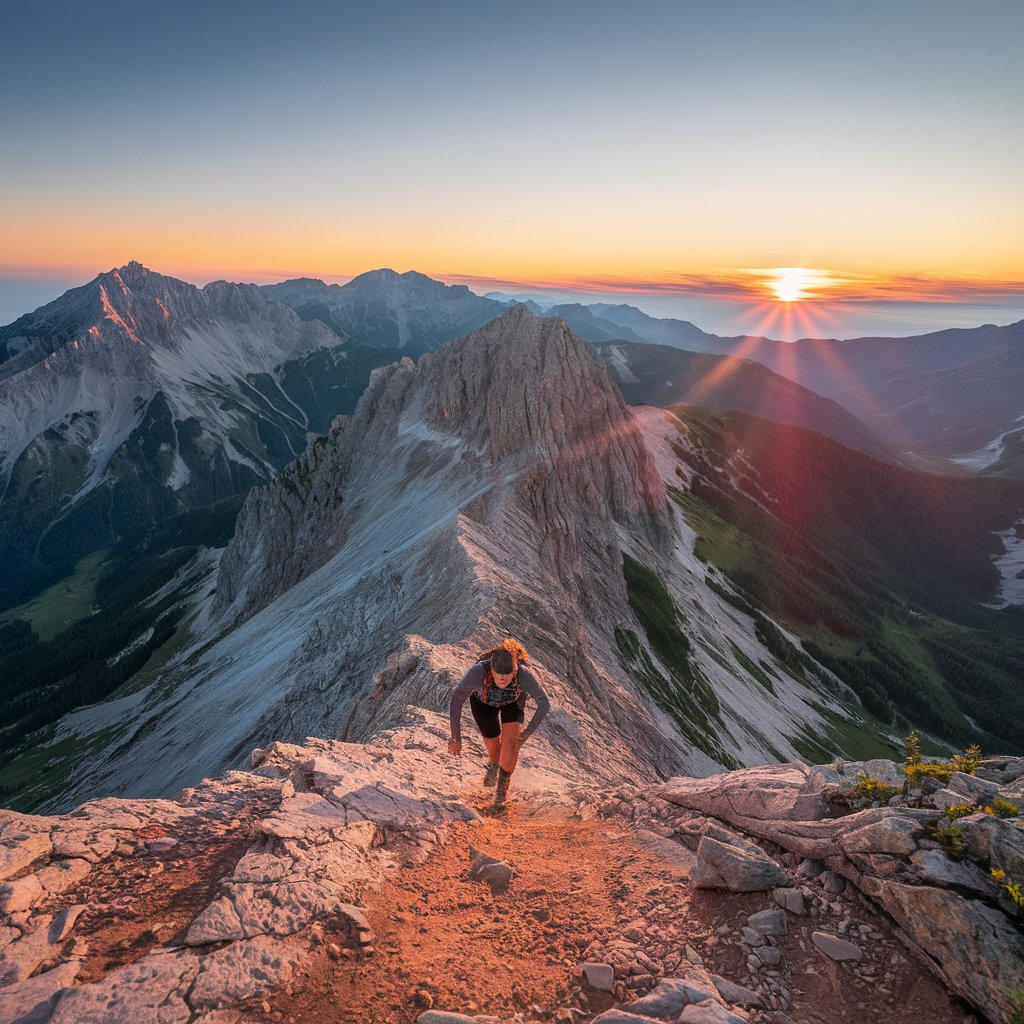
448 661 551 743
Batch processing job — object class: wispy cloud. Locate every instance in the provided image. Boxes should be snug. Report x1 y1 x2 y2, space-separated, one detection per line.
435 269 1024 305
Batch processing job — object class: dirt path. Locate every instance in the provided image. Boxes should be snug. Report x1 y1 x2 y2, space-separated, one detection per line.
269 781 972 1024
275 783 681 1023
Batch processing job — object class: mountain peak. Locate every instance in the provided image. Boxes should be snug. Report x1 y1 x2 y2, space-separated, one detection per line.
342 268 403 289
215 308 670 623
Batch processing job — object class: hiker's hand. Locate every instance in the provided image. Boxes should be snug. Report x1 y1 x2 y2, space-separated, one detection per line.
448 739 462 756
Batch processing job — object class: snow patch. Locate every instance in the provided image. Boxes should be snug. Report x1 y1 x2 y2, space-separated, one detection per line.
952 431 1009 470
986 521 1024 607
166 447 190 490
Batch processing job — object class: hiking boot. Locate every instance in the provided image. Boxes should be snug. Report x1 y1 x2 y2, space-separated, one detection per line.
493 767 513 811
483 761 499 787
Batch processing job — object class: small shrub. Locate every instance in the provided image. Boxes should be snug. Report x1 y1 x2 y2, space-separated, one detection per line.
904 730 923 767
853 772 902 803
1009 985 1024 1024
944 802 978 822
830 772 902 811
929 820 966 860
949 743 983 776
992 869 1024 918
992 798 1019 820
905 761 952 786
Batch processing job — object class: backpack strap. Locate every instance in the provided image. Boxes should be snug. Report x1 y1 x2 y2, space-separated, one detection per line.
480 660 522 704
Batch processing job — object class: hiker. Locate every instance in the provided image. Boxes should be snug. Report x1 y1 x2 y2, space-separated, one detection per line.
446 639 551 811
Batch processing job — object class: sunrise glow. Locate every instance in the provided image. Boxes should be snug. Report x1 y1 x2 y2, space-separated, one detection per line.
769 268 821 303
0 2 1022 337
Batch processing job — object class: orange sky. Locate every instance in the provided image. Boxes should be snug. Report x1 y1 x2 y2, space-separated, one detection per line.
3 3 1022 313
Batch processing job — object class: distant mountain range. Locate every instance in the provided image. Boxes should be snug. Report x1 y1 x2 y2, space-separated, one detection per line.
591 341 905 466
261 269 509 355
3 260 1023 617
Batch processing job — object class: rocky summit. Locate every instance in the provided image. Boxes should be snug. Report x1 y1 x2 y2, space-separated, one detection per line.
1 713 1022 1024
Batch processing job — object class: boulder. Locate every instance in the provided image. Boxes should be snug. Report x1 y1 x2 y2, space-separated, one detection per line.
815 759 906 788
747 908 787 935
909 849 998 894
187 881 361 943
468 847 513 896
186 896 245 945
691 836 790 892
624 966 720 1017
0 961 80 1024
0 833 51 883
0 874 44 915
0 915 62 983
710 974 763 1008
580 962 615 991
874 879 1024 1024
679 1002 748 1024
811 931 864 961
190 935 300 1008
927 788 970 812
48 905 87 943
772 887 806 915
49 952 200 1024
957 814 1024 878
662 763 830 822
948 772 1001 806
820 870 846 894
840 815 921 857
995 757 1024 784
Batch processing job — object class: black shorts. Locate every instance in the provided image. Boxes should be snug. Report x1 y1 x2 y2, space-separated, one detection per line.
470 691 525 739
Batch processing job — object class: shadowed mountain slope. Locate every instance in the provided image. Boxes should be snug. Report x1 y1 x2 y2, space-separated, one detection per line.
592 341 905 466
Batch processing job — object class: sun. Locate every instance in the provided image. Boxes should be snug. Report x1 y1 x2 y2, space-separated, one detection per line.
770 267 816 302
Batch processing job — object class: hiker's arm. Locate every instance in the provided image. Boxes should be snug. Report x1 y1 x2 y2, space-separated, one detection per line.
448 664 482 747
518 668 551 742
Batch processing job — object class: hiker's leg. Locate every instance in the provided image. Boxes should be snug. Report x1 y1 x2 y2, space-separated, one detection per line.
498 721 523 772
470 693 501 760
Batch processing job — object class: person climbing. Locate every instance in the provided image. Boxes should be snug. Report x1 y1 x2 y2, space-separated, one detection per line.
447 639 551 812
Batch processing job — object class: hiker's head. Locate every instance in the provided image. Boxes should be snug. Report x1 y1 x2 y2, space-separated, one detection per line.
490 647 516 686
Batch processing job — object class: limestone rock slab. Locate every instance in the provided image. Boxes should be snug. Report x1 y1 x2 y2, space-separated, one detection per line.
661 763 830 822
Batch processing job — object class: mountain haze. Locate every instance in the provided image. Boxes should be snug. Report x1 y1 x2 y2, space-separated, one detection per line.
262 269 509 355
593 341 905 465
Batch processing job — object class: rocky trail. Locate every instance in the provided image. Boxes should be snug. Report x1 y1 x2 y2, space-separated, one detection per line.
1 713 1021 1024
274 789 965 1024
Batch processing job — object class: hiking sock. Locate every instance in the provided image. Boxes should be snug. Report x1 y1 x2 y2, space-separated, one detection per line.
493 767 513 808
483 761 499 787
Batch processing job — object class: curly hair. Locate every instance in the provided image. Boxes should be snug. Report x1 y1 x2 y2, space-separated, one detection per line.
481 638 529 673
479 638 528 701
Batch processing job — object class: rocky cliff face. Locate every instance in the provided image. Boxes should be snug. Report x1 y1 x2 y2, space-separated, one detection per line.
1 717 1020 1024
0 263 394 606
215 303 671 622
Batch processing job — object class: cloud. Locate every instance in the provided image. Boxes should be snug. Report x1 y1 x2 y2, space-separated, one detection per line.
435 269 1024 305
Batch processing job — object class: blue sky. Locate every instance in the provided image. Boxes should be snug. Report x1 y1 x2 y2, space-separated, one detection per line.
2 0 1023 337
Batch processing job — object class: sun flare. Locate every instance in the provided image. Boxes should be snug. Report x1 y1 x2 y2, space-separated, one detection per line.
770 267 818 302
